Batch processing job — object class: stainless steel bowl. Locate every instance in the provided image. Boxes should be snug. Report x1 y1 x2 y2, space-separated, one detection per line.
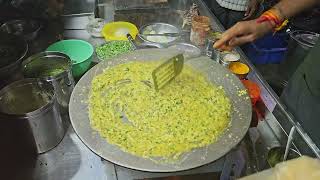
139 23 180 45
0 19 42 41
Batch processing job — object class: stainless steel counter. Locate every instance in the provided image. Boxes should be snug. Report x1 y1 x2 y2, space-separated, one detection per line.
33 126 107 180
30 0 320 179
195 0 320 158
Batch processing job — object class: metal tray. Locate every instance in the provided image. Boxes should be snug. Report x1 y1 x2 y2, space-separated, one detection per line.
69 48 252 172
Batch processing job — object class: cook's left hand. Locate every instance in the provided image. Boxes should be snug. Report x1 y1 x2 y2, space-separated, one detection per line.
244 0 259 20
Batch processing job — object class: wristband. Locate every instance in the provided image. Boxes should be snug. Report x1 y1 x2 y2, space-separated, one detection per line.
256 8 288 31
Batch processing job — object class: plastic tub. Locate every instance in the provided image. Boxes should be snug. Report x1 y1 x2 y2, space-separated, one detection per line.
47 40 94 78
102 21 138 41
243 33 288 64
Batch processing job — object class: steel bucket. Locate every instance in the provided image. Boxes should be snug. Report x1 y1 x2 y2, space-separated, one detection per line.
0 79 65 153
22 52 75 119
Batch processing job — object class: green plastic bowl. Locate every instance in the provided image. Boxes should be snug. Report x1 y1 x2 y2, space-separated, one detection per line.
47 39 93 78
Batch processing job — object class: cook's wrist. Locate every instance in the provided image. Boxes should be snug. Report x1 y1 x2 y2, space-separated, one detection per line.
256 8 289 32
262 20 275 32
272 6 286 22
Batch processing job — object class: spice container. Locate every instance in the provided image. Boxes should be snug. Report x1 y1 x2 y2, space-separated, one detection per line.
241 80 260 106
241 79 261 127
190 16 210 46
205 32 222 57
205 38 214 57
220 51 240 65
219 52 240 66
223 52 240 62
220 57 231 67
229 62 250 79
211 48 223 63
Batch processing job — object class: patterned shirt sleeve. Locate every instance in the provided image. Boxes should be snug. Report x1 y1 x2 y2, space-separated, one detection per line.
216 0 249 11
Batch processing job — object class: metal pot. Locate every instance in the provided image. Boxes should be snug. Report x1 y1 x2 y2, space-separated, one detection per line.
0 79 65 153
0 32 28 80
22 52 75 118
281 30 319 80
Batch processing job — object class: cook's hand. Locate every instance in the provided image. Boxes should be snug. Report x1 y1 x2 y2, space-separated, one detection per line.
213 20 273 50
244 0 259 20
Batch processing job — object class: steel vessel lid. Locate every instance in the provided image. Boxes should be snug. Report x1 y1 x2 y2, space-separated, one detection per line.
291 30 319 48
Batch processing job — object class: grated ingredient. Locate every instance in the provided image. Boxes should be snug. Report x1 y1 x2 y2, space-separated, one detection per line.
89 62 231 161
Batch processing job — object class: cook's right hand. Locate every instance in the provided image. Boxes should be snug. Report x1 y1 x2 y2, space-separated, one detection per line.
213 20 273 51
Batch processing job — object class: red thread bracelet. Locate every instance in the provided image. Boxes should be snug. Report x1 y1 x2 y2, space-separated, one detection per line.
256 8 287 31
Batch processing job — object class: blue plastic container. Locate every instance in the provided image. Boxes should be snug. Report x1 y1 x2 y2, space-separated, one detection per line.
243 33 289 64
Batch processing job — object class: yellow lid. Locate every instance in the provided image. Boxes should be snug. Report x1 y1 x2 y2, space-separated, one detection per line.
102 21 138 41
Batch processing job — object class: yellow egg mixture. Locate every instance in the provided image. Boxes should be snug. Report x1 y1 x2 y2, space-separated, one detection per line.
89 61 231 160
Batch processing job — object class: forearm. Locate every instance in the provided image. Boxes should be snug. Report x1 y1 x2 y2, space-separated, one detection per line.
213 0 320 49
274 0 319 20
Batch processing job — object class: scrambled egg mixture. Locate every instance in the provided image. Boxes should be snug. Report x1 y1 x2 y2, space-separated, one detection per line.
89 61 231 160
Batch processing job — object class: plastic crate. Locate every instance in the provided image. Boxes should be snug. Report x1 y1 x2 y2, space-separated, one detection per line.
243 33 288 64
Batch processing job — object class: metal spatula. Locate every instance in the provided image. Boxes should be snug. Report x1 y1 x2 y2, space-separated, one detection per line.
152 54 184 91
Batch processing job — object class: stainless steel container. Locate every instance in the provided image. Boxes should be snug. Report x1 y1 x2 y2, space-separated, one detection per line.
281 31 319 80
219 58 231 67
0 79 65 153
211 48 223 63
138 23 180 46
208 32 223 60
218 51 241 67
205 38 214 57
22 52 75 117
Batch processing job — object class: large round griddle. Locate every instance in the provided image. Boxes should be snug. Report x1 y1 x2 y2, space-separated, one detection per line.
69 48 252 172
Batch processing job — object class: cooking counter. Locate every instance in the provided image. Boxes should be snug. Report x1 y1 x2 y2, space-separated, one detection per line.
27 0 320 180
